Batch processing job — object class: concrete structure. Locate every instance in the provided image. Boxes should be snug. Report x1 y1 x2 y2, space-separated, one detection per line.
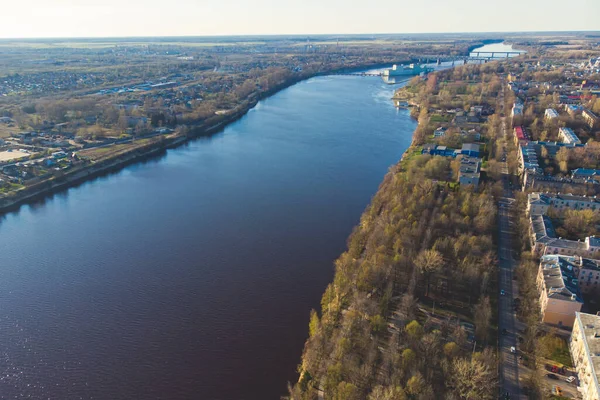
583 109 599 129
528 192 600 215
545 108 559 120
559 127 581 145
537 255 583 327
570 312 600 400
518 142 542 176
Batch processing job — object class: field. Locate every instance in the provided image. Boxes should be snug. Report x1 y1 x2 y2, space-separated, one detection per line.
0 150 29 162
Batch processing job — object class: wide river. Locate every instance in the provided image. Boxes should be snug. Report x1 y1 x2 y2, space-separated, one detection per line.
0 74 415 399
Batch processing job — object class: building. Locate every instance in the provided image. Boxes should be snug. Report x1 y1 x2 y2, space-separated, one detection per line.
545 108 559 120
528 193 600 258
421 144 458 157
558 127 581 145
511 102 524 118
458 156 481 188
537 255 583 328
583 109 599 130
572 168 600 182
570 312 600 400
518 142 541 176
461 143 480 158
434 127 447 137
565 104 585 116
514 126 528 145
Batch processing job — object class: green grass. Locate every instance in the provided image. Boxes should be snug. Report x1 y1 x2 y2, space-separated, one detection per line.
430 114 452 123
549 346 573 368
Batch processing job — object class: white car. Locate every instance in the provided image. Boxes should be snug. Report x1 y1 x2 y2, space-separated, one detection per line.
510 346 516 353
565 376 576 383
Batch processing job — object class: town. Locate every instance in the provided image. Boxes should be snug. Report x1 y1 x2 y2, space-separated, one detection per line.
389 46 600 399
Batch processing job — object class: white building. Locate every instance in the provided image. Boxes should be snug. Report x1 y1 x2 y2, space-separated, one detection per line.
545 108 559 120
558 127 581 145
570 312 600 400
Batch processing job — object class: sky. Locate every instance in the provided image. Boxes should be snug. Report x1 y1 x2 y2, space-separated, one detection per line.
2 0 599 38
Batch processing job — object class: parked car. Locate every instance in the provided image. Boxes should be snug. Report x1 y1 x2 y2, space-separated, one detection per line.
510 346 516 353
502 328 508 335
500 290 505 296
546 373 559 380
565 376 576 383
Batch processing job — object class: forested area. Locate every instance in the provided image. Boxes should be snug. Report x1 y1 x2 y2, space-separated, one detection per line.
288 154 499 400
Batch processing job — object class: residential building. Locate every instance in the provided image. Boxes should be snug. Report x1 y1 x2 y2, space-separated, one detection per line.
545 108 559 120
434 127 447 137
518 142 541 176
511 102 524 118
583 109 599 129
458 156 481 188
514 126 528 145
570 312 600 400
537 255 583 328
528 193 600 258
565 104 585 116
558 127 581 145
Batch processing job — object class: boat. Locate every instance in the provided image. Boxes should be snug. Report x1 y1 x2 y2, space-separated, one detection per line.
383 64 432 77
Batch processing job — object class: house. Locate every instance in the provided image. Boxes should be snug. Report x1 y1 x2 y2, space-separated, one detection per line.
570 312 600 400
421 144 457 157
536 255 583 328
433 127 447 138
558 127 581 145
545 108 559 120
461 143 480 158
583 109 599 129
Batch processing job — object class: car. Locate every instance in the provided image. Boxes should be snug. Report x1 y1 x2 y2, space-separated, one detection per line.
518 335 524 343
500 290 505 295
502 328 508 335
565 376 576 383
510 346 516 353
547 373 559 380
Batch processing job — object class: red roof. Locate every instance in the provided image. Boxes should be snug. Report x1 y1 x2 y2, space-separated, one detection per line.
514 126 527 141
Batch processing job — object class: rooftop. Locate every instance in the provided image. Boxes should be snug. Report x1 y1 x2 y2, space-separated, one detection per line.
574 312 600 394
540 254 583 302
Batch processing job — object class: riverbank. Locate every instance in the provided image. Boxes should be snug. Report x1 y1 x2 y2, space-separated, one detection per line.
0 59 421 215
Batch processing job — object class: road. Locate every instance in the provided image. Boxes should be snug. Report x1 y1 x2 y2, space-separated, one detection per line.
497 80 523 399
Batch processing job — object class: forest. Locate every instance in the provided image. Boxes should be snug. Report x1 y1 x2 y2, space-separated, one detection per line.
287 152 499 400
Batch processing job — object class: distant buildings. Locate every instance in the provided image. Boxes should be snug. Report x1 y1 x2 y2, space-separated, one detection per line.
537 255 583 328
559 127 581 145
570 312 600 400
545 108 559 120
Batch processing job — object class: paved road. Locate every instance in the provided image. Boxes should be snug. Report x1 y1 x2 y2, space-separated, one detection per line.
497 80 523 399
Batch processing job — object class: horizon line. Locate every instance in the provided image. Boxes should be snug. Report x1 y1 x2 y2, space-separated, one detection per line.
0 29 599 41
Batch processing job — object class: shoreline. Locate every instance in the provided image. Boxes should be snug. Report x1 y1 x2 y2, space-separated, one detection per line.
0 60 415 216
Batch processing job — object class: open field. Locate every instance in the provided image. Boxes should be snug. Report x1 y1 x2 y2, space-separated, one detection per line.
0 150 29 162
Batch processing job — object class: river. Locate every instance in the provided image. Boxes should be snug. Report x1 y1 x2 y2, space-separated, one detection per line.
0 74 415 399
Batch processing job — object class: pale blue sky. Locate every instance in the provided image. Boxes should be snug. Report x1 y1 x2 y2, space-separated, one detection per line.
2 0 599 38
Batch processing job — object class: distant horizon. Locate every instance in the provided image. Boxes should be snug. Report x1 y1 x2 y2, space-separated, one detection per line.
3 0 599 39
0 30 599 41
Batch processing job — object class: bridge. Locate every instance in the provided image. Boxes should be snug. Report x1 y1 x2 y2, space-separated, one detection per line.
469 51 522 58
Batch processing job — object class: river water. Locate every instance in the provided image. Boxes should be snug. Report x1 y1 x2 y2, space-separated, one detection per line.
0 74 415 399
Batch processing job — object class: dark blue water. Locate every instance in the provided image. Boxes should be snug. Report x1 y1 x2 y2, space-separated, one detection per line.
0 75 415 399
